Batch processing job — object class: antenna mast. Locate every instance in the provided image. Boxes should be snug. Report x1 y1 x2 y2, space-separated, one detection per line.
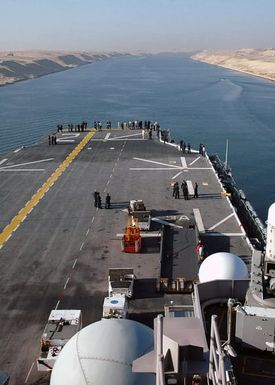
225 138 229 171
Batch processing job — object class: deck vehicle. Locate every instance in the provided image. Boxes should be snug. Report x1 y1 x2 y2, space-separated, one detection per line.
129 200 151 230
36 310 82 371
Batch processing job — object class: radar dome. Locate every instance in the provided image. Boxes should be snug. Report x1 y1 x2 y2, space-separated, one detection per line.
267 203 275 226
50 318 154 385
199 252 249 283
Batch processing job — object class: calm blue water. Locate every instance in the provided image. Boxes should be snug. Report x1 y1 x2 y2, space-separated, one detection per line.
0 53 275 221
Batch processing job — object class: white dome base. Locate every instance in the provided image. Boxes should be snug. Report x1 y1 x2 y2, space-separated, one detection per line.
199 252 249 283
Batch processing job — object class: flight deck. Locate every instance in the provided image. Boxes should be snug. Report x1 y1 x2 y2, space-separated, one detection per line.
0 127 252 384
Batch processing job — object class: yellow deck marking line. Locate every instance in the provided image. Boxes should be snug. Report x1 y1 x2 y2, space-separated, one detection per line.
0 130 95 249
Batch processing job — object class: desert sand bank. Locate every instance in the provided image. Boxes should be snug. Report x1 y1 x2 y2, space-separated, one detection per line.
0 50 130 86
192 49 275 82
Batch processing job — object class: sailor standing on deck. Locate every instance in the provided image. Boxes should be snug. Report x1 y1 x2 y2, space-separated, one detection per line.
93 190 99 207
175 183 180 199
194 182 199 198
196 240 206 263
181 180 187 196
183 184 189 200
105 193 111 209
97 194 102 209
173 182 179 197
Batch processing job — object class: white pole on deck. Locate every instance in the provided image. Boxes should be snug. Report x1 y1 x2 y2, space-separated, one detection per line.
156 314 165 385
225 138 229 171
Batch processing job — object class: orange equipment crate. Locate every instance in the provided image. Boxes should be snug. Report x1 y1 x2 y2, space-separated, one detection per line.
121 219 142 253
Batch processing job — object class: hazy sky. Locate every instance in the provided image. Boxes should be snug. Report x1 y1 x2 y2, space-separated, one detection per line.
1 0 274 52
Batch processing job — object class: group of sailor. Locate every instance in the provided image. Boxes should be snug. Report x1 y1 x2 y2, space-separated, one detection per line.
117 120 160 131
48 135 57 145
179 140 191 154
172 180 199 200
53 119 161 132
93 191 111 209
57 121 88 133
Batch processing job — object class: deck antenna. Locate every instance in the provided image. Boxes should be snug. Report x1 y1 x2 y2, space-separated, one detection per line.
225 138 229 171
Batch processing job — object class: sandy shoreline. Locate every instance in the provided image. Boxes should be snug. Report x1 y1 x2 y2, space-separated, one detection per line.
192 49 275 83
0 50 131 87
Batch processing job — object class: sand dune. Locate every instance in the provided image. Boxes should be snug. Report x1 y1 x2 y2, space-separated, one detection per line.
0 50 129 86
192 49 275 82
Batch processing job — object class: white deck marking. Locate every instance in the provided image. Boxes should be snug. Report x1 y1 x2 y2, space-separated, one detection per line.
24 362 34 383
86 228 90 236
55 300 60 310
91 216 95 223
172 171 183 180
189 157 200 166
104 132 111 140
208 213 235 231
57 133 80 143
187 180 194 195
0 168 45 172
0 158 54 170
133 157 182 169
188 167 212 170
72 258 78 269
180 157 187 169
208 154 247 237
5 234 11 242
80 242 84 251
130 167 183 171
14 147 23 153
207 233 246 237
103 138 147 141
64 277 70 290
111 133 142 140
0 158 8 166
193 208 205 233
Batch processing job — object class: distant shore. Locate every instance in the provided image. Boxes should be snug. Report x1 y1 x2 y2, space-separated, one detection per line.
192 49 275 82
0 50 133 87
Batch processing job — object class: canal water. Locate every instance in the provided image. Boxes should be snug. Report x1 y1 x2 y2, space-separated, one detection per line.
0 53 274 221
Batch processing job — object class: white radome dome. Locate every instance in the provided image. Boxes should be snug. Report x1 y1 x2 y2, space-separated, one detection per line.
199 252 249 283
267 203 275 227
50 318 154 385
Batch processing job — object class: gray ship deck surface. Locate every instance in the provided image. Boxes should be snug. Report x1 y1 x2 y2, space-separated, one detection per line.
0 128 251 385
